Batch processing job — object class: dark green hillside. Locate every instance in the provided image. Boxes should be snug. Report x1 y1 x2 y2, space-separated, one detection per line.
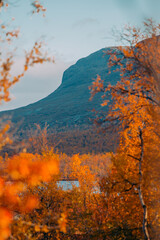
0 48 121 154
0 48 120 132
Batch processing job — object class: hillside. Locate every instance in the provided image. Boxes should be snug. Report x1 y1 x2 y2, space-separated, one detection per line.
0 48 120 130
0 48 120 154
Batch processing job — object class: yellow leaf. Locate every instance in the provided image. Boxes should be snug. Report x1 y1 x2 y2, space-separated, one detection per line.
58 213 67 233
24 65 28 71
35 225 40 232
42 225 49 233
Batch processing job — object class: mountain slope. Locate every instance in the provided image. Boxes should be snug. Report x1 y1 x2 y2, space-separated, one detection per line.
0 48 120 134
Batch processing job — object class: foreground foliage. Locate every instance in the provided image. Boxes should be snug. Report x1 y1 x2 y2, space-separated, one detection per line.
90 19 160 239
8 152 149 239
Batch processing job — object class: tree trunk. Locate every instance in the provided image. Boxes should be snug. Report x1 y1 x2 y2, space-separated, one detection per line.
138 128 150 240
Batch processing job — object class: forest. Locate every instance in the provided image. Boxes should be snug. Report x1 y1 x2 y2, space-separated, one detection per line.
0 1 160 240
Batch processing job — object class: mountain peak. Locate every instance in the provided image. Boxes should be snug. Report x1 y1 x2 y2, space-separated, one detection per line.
0 47 120 133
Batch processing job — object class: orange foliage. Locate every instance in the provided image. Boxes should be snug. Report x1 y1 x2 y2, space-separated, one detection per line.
0 2 56 239
32 1 47 16
90 19 160 239
0 208 12 239
0 152 59 239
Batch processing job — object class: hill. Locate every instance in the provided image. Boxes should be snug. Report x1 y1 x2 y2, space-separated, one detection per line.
0 48 120 154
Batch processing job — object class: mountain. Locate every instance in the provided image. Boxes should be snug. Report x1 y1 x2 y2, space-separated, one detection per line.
0 48 120 132
0 48 121 154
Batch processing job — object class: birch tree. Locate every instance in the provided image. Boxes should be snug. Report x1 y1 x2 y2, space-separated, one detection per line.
90 19 160 239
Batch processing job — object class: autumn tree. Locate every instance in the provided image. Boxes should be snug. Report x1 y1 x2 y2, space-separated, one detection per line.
90 19 160 240
0 1 59 239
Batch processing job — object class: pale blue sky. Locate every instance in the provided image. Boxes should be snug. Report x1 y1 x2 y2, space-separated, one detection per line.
1 0 160 110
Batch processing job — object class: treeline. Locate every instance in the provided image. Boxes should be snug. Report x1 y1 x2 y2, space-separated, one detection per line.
0 126 118 157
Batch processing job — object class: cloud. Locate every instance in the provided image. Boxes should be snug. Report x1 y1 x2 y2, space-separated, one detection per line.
138 0 160 20
113 0 136 8
113 0 160 21
0 57 73 111
72 18 100 28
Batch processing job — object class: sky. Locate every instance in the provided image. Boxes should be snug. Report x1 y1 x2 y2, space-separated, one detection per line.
1 0 160 111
